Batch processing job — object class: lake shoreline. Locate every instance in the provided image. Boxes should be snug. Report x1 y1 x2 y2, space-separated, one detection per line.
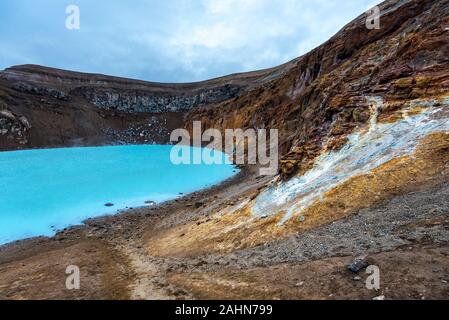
0 161 252 249
0 144 239 245
0 163 266 299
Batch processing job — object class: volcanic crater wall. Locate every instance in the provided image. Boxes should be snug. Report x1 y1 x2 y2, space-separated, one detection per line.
0 63 286 150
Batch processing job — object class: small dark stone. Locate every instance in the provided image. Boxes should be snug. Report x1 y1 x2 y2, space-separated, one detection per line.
348 258 369 273
195 202 203 208
104 203 114 207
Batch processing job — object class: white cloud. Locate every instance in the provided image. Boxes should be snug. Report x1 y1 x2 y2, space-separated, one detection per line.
204 0 260 14
158 0 379 79
0 0 381 81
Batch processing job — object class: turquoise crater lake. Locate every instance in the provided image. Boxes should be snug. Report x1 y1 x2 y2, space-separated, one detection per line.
0 145 238 245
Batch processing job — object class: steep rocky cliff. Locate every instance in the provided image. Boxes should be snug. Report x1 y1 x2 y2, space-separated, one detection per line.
186 0 449 177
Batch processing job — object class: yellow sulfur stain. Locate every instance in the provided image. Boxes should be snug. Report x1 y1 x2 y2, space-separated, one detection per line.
283 132 449 230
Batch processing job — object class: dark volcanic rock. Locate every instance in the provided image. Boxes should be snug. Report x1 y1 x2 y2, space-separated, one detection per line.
78 85 241 113
12 82 71 101
347 258 369 273
195 202 204 209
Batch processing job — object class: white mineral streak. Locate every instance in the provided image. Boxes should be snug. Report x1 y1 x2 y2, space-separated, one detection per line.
252 96 449 223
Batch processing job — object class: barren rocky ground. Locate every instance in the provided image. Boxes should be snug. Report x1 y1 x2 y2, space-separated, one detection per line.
0 165 448 300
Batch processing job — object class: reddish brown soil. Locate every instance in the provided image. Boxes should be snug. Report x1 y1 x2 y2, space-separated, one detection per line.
169 244 449 300
0 240 132 300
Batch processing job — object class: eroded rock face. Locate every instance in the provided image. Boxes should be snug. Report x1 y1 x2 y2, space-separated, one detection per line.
0 107 31 145
186 0 449 178
12 82 71 101
77 85 241 113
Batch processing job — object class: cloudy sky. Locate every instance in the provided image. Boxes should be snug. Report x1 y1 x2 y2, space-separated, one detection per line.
0 0 378 82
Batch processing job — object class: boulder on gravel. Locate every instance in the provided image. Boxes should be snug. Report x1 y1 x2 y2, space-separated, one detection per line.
347 258 369 273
